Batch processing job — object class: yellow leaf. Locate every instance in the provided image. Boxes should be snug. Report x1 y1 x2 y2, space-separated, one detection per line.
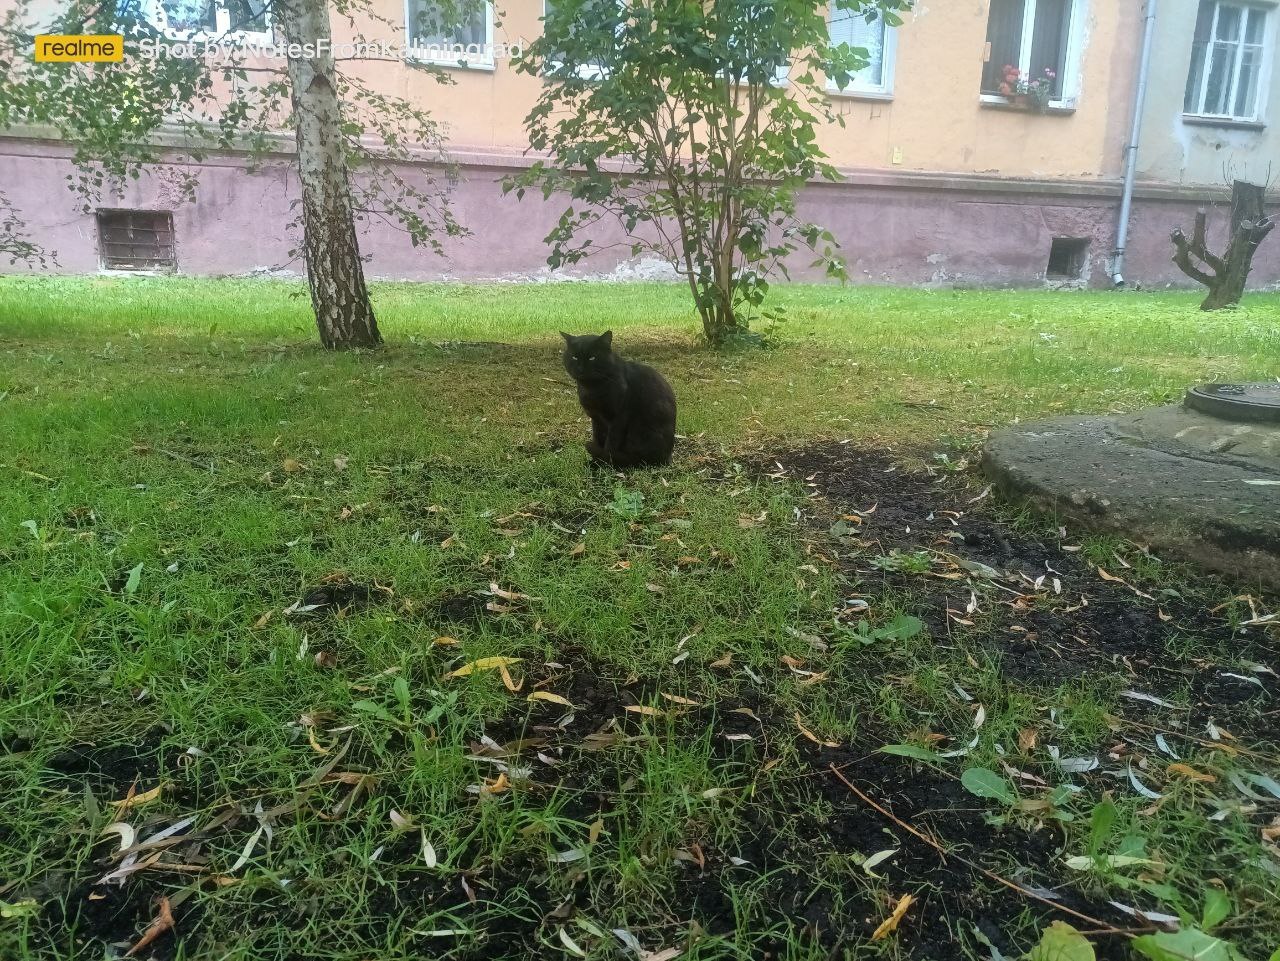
499 663 524 692
660 693 701 707
527 691 574 708
624 705 665 717
307 727 330 755
433 636 459 647
871 893 915 940
798 672 829 686
1167 763 1217 783
709 653 733 669
588 818 605 845
446 657 523 679
110 784 163 812
794 713 840 748
282 458 303 473
569 542 586 557
1096 567 1125 583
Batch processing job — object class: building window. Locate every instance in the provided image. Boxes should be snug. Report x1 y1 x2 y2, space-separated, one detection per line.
149 0 270 42
543 0 619 80
1047 237 1088 280
827 9 895 96
406 0 494 69
981 0 1079 104
1184 1 1270 122
97 210 176 272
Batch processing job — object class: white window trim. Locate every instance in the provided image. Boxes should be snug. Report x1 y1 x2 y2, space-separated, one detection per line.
1183 0 1273 123
542 0 612 80
825 15 897 99
145 0 272 45
405 0 495 71
980 0 1088 110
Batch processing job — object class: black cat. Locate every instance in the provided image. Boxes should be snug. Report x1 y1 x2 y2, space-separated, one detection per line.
560 331 677 469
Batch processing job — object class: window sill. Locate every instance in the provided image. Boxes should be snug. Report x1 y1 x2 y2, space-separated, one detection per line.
1182 114 1265 131
979 94 1077 115
405 55 495 72
827 87 894 103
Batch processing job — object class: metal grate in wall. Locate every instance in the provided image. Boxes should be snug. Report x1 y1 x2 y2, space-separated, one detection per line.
97 209 177 271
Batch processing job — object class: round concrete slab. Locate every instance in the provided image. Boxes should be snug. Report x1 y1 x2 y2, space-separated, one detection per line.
983 405 1280 588
1186 382 1280 424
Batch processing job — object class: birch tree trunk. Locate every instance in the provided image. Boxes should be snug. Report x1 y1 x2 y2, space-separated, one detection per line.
277 0 382 348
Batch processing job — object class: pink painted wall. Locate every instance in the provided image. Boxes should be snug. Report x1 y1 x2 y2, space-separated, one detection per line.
1 137 1277 289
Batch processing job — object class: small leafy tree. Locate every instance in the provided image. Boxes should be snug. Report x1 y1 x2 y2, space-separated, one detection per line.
0 191 55 268
0 0 476 348
507 0 910 346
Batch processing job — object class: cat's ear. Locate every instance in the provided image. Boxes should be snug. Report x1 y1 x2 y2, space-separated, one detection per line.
559 331 573 343
597 331 613 350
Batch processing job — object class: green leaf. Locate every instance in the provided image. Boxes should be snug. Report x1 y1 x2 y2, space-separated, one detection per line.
1024 921 1095 961
879 744 939 762
1131 929 1243 961
961 767 1016 805
123 563 143 595
1200 889 1231 931
1087 799 1116 857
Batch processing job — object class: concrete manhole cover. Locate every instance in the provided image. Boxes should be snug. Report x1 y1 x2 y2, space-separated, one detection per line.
1185 382 1280 423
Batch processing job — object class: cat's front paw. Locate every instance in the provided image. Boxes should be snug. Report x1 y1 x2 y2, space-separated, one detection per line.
585 440 606 462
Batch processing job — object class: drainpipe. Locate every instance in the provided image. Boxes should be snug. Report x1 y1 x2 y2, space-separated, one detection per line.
1112 0 1158 287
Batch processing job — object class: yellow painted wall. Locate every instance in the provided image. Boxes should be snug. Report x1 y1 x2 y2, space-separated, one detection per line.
332 0 1138 180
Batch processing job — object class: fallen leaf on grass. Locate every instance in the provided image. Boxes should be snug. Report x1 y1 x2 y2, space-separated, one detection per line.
282 458 303 473
660 693 701 707
794 713 840 748
110 784 163 813
125 897 174 957
1166 763 1216 783
625 705 665 718
559 927 588 956
871 893 915 940
862 848 898 877
446 657 523 679
528 691 575 708
0 899 39 919
568 542 586 557
709 654 733 669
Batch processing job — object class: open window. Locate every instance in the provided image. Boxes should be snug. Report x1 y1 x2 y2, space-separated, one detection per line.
406 0 494 69
981 0 1082 107
827 8 895 97
1184 1 1271 122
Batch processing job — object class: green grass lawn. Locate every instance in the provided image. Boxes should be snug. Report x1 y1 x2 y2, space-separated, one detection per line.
1 276 1278 961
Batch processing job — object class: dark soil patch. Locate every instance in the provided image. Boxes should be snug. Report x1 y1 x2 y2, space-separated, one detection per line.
758 443 1279 746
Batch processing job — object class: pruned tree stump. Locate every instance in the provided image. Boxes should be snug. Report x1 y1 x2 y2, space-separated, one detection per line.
1171 180 1275 310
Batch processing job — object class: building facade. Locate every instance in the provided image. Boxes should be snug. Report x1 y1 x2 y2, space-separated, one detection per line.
1 0 1277 287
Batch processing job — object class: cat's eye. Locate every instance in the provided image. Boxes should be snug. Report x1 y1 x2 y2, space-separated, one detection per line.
587 355 596 361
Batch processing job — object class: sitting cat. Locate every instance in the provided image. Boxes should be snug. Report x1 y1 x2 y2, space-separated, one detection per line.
561 331 677 469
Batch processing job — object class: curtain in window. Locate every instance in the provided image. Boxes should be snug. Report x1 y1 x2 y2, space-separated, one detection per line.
407 0 487 47
1183 0 1216 111
828 9 886 88
160 0 217 33
982 0 1026 93
1029 0 1070 97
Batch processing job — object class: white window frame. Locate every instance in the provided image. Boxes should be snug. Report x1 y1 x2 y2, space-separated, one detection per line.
1183 0 1273 123
825 9 897 99
404 0 495 71
979 0 1087 110
542 0 613 80
146 0 272 45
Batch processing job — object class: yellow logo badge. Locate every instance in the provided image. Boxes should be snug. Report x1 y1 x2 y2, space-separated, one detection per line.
34 35 124 62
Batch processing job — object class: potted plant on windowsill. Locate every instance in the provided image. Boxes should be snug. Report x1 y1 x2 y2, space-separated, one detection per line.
994 65 1056 112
